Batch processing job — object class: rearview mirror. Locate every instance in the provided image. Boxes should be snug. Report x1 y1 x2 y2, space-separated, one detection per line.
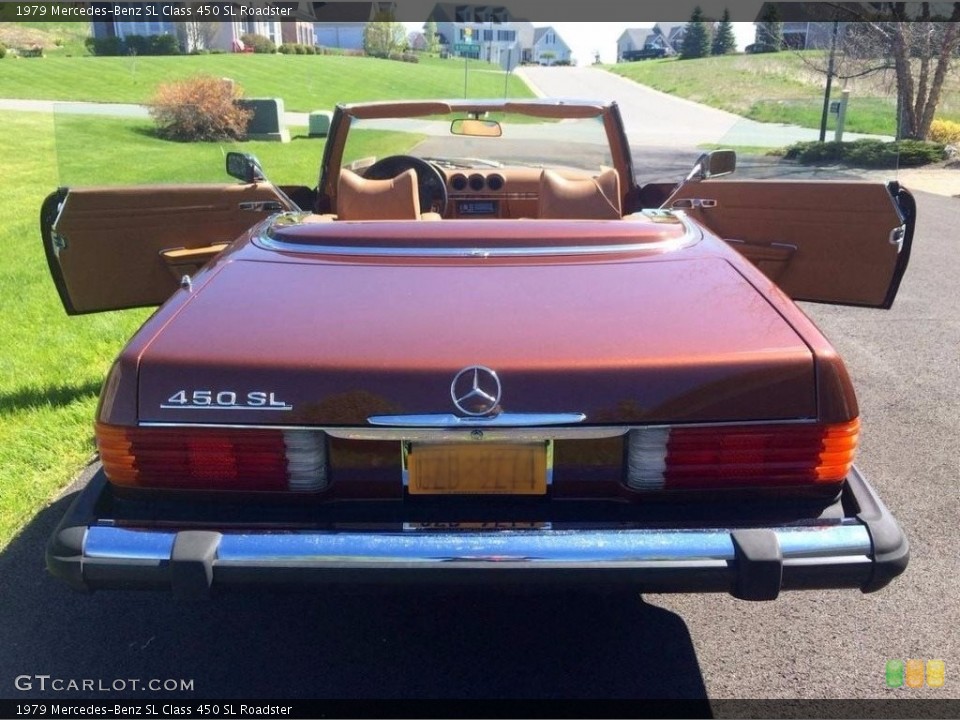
226 152 266 183
450 119 502 137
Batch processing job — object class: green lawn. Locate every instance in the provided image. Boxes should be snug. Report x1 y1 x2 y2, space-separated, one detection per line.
607 51 960 135
0 47 529 549
0 111 149 547
0 54 533 111
0 110 425 548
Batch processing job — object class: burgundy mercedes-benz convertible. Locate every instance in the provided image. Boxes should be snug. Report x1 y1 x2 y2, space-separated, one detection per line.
41 99 912 600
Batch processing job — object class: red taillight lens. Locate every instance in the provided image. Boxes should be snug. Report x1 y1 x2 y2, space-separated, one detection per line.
626 419 859 492
96 423 327 492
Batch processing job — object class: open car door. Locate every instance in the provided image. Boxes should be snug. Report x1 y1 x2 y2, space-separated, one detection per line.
41 183 294 315
666 180 915 308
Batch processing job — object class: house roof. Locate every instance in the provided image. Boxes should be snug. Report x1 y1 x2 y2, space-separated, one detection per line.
618 28 653 45
654 21 687 39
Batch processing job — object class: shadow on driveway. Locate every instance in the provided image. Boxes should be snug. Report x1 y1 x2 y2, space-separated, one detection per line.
1 483 710 704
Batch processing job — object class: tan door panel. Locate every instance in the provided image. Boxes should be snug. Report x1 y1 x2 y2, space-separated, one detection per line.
668 181 912 307
50 184 291 314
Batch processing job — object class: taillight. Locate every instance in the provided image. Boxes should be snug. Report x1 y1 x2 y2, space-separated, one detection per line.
96 423 327 492
626 419 859 492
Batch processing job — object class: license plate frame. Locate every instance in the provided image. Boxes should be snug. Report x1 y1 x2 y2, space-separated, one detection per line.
405 442 549 496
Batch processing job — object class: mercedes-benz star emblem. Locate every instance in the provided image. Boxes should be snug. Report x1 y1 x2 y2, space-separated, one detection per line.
451 366 502 417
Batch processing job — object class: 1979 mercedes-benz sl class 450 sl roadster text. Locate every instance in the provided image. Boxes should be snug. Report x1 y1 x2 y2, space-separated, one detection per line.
41 99 912 600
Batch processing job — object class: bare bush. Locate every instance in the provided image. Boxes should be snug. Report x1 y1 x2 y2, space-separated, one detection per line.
148 75 252 142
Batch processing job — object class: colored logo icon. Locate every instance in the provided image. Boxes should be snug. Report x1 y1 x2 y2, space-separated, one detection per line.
927 660 945 688
885 659 904 688
887 659 945 688
905 659 925 688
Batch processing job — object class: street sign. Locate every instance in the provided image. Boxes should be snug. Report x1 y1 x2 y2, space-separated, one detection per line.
454 43 480 56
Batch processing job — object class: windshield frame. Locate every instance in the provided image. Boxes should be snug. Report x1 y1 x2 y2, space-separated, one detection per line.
315 100 637 215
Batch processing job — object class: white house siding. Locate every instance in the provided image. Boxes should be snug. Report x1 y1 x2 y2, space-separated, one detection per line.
533 35 570 64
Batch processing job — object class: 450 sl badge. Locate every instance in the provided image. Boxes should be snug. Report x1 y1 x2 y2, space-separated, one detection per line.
162 390 292 411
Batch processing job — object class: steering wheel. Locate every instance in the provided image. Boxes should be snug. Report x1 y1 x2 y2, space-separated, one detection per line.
363 155 448 216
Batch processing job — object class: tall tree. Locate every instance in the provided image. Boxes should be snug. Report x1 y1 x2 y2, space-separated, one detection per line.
755 4 784 51
794 3 960 140
681 6 711 59
424 20 440 55
363 15 407 58
877 3 960 140
712 8 737 55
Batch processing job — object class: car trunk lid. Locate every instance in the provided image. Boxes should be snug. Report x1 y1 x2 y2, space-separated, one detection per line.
137 255 816 425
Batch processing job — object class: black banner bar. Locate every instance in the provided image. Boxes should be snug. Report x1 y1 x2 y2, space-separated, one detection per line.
2 699 960 720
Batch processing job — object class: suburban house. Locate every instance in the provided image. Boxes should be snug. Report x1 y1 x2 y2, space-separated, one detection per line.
282 21 315 47
312 1 398 50
753 3 854 49
616 22 686 61
90 2 287 51
426 3 535 69
616 28 653 61
531 26 572 65
776 22 845 49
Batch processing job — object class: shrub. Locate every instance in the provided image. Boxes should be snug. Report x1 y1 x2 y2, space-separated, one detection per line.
278 43 295 54
294 44 307 55
85 36 121 56
784 138 945 168
124 34 179 56
240 33 275 54
930 118 960 146
151 33 181 55
0 43 6 59
148 75 252 142
84 34 179 56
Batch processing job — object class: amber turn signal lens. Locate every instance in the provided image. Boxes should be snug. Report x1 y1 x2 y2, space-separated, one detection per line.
95 422 327 492
627 418 860 491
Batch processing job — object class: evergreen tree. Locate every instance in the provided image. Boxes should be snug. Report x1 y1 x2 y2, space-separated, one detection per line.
755 4 784 51
712 8 737 55
680 6 711 59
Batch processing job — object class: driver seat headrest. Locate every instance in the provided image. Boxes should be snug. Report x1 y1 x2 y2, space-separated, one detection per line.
337 168 421 220
538 168 621 220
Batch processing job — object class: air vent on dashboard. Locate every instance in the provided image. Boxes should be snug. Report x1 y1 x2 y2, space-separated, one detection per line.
487 174 505 191
450 174 468 192
468 174 486 192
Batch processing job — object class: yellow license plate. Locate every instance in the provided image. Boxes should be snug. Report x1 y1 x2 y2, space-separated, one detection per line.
407 443 548 495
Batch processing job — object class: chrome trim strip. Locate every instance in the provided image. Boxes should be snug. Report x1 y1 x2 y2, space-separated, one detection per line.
255 214 699 258
335 426 616 442
368 412 585 427
83 524 872 565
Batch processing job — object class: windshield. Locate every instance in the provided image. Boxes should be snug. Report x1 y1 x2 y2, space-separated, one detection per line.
341 112 613 174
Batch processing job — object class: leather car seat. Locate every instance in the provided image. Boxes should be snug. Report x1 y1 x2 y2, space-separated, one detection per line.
538 168 621 220
337 168 421 220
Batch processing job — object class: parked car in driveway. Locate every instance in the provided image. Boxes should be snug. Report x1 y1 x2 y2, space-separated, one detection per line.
41 98 911 600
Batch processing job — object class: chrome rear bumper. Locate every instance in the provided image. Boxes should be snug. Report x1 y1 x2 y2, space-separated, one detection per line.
47 467 908 600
